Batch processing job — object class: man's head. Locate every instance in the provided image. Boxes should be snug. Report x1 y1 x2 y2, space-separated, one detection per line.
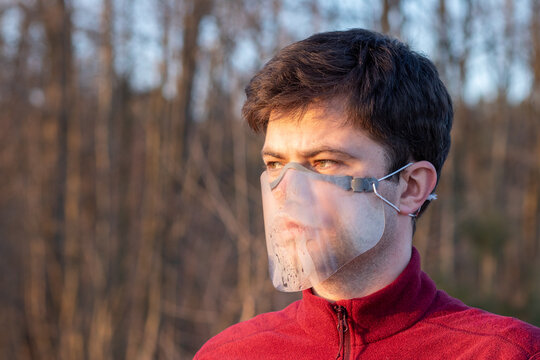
243 29 453 217
244 29 453 299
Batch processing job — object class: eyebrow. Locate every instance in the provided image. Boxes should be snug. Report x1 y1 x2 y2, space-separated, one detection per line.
261 146 357 160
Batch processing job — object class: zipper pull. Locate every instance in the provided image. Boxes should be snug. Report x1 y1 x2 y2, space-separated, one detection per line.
333 305 348 360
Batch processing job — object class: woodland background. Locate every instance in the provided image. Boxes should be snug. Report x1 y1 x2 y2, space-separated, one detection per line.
1 0 540 359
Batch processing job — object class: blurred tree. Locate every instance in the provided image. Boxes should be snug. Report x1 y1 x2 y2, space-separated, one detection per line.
0 0 539 359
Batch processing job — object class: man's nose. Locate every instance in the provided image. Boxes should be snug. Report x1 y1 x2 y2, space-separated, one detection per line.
271 170 311 204
269 167 288 202
272 178 288 203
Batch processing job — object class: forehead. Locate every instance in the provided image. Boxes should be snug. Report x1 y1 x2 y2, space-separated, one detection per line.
263 103 388 163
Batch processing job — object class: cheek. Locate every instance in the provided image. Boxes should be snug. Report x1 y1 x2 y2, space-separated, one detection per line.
313 193 342 229
312 193 361 248
318 192 362 226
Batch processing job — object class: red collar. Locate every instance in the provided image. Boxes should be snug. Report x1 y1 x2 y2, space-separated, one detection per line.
297 247 437 344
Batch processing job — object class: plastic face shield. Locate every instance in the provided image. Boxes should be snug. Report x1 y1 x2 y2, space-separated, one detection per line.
260 163 386 292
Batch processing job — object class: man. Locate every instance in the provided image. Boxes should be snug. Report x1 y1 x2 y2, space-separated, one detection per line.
195 29 540 359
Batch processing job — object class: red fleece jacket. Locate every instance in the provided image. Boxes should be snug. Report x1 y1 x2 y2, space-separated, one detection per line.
195 248 540 359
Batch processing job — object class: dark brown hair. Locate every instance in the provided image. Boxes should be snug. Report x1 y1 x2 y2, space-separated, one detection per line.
242 29 453 215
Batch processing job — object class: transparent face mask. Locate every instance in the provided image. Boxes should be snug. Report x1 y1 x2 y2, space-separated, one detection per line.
260 162 414 292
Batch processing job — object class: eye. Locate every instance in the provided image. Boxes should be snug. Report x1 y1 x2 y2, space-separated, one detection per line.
313 159 339 170
265 161 284 171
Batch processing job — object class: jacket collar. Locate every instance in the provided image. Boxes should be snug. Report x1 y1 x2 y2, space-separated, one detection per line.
297 247 437 344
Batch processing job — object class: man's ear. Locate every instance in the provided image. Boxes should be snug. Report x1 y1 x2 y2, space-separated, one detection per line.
397 161 437 216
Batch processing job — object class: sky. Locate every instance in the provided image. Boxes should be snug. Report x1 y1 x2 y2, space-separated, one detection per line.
1 0 534 104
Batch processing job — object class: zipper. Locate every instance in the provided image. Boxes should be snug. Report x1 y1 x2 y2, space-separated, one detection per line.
333 305 349 360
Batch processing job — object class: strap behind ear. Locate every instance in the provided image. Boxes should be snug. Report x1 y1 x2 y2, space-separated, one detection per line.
409 193 437 218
